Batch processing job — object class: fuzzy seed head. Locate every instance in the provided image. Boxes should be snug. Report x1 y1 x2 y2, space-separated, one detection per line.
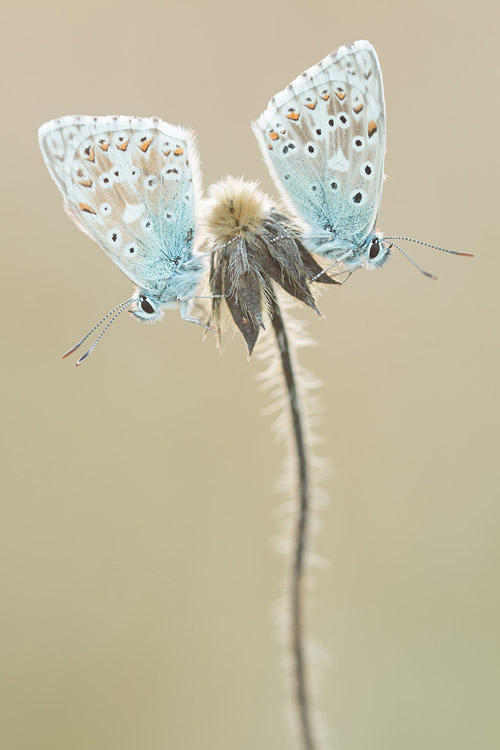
203 176 273 246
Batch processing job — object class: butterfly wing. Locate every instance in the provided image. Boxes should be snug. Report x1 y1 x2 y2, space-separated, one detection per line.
39 115 201 296
252 40 386 248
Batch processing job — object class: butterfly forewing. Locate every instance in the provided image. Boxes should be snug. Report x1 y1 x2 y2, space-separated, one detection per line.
253 41 386 247
39 115 201 295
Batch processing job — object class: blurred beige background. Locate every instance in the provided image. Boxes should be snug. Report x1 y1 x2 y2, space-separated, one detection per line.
1 1 499 749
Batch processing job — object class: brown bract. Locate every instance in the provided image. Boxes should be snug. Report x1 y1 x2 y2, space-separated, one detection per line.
203 177 337 355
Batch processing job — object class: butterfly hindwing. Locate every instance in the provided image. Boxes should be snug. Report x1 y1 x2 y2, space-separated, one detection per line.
39 116 201 295
252 41 386 247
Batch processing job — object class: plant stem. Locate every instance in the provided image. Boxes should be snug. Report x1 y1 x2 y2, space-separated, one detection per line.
269 294 315 750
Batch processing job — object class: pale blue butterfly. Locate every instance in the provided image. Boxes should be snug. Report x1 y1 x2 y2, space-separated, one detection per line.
39 115 207 364
252 40 472 281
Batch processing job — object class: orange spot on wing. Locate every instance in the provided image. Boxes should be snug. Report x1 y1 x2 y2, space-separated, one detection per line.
78 202 96 215
139 138 153 152
368 120 378 137
286 111 300 120
79 178 93 188
163 148 171 156
306 102 316 110
353 104 364 113
335 91 346 100
174 146 184 156
116 139 129 151
321 92 330 101
268 143 273 150
83 146 95 162
98 142 109 151
269 131 279 140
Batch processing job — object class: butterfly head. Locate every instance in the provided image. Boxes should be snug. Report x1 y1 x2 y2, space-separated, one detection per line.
334 232 391 272
131 293 165 324
362 233 391 270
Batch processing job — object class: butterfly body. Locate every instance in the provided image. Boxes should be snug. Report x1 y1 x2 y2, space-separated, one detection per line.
253 40 391 271
39 115 205 322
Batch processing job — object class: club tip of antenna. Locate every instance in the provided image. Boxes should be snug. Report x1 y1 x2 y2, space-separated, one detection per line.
457 251 475 258
75 348 93 367
61 344 81 359
416 266 438 280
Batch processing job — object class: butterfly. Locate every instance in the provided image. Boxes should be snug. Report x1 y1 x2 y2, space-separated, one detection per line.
252 40 472 281
39 115 206 364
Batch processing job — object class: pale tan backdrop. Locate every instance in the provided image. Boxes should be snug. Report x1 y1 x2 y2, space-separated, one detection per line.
2 1 499 749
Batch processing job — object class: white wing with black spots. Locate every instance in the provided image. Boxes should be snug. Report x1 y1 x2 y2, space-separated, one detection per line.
39 115 202 296
252 41 386 250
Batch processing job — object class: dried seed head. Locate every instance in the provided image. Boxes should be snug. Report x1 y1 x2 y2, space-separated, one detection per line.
203 176 272 246
202 177 338 356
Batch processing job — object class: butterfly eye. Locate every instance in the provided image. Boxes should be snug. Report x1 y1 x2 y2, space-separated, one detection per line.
140 296 155 314
369 239 380 259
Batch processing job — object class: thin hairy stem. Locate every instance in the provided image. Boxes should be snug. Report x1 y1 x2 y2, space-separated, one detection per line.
269 295 315 750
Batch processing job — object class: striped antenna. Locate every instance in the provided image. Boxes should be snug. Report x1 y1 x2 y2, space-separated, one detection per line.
383 236 474 257
61 298 136 364
383 240 437 279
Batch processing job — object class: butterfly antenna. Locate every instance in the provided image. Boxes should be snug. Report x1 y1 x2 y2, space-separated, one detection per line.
384 240 437 279
75 301 136 366
383 236 474 258
61 298 136 361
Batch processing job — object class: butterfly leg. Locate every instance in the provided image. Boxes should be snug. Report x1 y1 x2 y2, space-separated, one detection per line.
182 238 240 268
179 300 215 331
310 252 357 283
322 269 355 286
178 294 226 301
